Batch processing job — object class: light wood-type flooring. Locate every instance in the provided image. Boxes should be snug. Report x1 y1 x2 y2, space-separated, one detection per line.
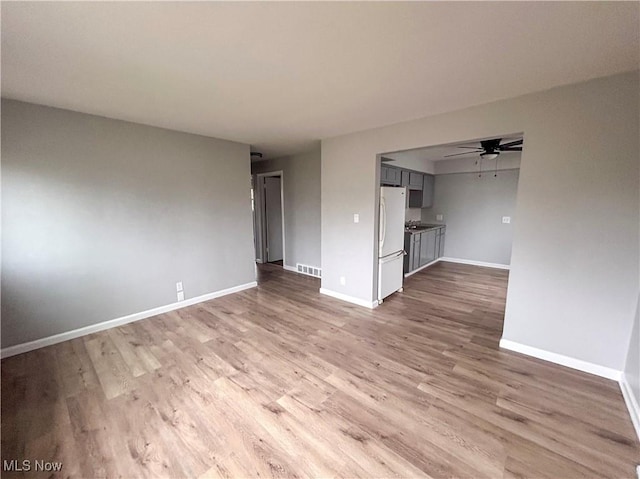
2 262 639 478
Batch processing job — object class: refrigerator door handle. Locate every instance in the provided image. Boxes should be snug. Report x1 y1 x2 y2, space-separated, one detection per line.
379 197 386 253
379 250 405 263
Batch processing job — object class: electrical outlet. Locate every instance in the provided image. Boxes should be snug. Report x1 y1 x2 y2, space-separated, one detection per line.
502 216 511 224
353 213 359 223
436 214 443 221
177 291 185 301
176 281 183 292
340 276 346 286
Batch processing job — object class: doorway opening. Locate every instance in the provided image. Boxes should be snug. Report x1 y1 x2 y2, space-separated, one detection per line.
375 134 524 308
253 171 285 268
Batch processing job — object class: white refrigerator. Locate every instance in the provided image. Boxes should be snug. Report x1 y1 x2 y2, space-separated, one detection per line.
378 187 405 302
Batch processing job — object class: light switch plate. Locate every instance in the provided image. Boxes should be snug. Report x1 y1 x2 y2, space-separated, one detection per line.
436 214 443 221
502 216 511 224
176 281 183 292
177 291 185 301
340 276 346 286
353 213 359 223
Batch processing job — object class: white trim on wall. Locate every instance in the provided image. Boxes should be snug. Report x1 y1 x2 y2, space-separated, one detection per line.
319 288 379 309
620 374 640 441
404 258 441 277
440 257 510 270
499 338 621 381
1 281 258 359
403 257 509 278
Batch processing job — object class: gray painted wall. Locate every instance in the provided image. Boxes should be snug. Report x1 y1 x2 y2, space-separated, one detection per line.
321 71 639 371
422 169 520 265
252 147 321 269
433 153 521 175
1 99 256 348
624 296 639 413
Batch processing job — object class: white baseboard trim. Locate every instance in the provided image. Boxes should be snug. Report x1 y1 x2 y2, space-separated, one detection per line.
283 264 297 273
620 374 640 441
0 281 258 359
319 288 378 309
499 338 622 381
440 257 510 270
404 258 441 277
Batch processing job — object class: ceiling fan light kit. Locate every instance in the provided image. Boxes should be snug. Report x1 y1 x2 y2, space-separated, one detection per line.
444 137 523 158
480 152 499 161
442 137 523 178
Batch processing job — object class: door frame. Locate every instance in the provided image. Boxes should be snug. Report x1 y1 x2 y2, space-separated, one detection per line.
255 170 286 266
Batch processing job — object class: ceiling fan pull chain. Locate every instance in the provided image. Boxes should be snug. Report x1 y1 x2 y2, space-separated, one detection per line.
495 156 498 177
478 157 482 177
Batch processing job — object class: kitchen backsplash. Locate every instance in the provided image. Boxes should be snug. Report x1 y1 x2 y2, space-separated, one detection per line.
405 208 421 222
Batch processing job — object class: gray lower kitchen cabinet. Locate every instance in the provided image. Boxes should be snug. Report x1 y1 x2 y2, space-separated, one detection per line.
404 226 446 274
422 174 434 208
412 234 420 270
438 227 446 257
420 230 436 266
403 234 412 271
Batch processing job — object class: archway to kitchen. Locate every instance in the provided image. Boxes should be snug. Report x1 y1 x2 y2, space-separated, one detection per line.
375 134 524 308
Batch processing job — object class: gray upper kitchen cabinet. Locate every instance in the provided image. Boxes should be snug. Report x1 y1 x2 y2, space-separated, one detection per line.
401 170 423 190
381 165 401 186
401 170 410 187
409 172 423 190
380 165 390 183
422 174 434 208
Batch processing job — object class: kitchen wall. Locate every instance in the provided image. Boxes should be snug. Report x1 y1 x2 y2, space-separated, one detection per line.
321 70 639 372
434 152 521 175
251 147 321 270
422 168 520 265
1 99 256 349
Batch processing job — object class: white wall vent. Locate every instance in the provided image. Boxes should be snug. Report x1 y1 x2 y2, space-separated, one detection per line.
296 263 322 278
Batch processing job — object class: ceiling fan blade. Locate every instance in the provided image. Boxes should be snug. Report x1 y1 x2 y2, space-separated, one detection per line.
456 146 483 149
444 151 479 158
499 139 523 149
500 147 523 152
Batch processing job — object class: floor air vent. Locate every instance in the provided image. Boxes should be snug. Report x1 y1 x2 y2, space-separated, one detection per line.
296 263 322 278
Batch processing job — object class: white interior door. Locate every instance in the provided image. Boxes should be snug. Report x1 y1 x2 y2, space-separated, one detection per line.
264 176 283 262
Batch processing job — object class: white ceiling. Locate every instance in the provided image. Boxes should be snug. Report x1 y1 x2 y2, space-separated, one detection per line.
384 136 523 163
2 2 638 158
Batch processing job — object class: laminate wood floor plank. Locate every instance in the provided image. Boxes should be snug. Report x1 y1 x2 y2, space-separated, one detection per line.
2 261 638 478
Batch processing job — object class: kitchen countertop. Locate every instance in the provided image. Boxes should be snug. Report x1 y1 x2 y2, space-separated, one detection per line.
404 224 446 234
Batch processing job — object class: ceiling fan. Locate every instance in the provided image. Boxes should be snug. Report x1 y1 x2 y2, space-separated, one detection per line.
444 138 523 159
